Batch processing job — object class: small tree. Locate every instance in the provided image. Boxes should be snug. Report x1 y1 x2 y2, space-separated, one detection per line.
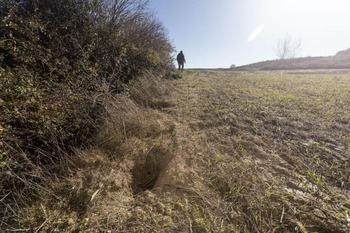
274 35 301 59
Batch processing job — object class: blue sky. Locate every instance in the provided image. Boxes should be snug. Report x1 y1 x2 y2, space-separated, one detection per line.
148 0 350 68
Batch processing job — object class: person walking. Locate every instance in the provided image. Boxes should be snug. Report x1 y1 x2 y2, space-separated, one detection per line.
176 51 186 71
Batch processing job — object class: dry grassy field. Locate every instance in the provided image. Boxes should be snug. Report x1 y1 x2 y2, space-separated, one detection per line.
13 70 350 232
154 70 350 232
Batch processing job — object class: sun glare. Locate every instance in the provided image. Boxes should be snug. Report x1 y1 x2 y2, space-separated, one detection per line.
247 24 265 42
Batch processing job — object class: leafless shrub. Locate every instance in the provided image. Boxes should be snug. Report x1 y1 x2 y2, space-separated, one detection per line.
274 34 302 59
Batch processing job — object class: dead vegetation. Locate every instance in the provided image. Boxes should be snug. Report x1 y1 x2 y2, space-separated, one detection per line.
0 2 174 228
0 73 176 232
2 70 350 232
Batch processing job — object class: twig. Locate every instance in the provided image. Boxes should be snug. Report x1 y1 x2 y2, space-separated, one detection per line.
189 220 193 233
1 202 18 218
280 205 285 223
106 213 110 231
123 120 127 140
5 228 31 232
34 215 52 233
0 192 11 202
91 183 104 201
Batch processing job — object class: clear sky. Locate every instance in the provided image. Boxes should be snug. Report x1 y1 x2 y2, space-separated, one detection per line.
148 0 350 68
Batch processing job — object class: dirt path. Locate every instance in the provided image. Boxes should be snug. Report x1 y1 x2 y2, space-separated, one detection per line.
156 72 211 188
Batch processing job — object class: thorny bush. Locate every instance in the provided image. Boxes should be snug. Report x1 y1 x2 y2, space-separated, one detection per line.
0 0 173 228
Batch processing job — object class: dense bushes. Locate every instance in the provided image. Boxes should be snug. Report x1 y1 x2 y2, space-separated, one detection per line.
0 0 173 219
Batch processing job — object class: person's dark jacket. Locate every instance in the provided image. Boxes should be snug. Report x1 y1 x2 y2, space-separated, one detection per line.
177 52 185 64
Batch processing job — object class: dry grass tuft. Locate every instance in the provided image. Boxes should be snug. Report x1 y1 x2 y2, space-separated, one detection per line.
129 71 174 109
1 73 178 232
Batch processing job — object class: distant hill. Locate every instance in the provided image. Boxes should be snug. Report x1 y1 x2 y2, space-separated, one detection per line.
236 48 350 70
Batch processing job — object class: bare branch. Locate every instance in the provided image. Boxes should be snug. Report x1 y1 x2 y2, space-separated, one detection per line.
274 34 302 59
